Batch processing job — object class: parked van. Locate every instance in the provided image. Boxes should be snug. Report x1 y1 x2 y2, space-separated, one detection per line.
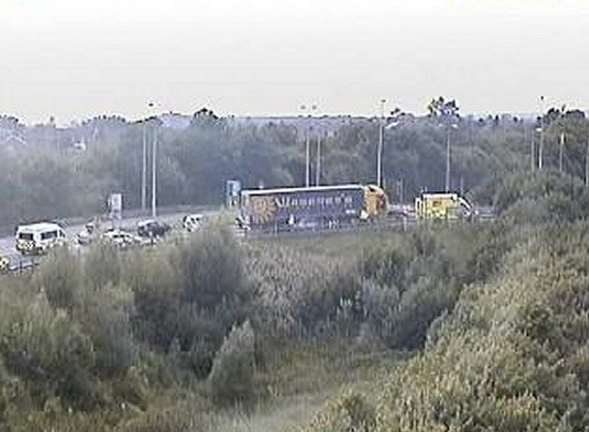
15 222 67 255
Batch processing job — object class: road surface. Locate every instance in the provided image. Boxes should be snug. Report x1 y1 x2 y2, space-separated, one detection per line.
0 208 223 270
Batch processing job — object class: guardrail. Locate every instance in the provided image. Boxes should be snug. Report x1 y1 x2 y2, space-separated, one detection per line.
239 213 496 240
1 212 496 275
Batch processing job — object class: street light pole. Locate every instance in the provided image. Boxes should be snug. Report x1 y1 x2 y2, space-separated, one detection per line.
141 123 147 211
315 132 321 186
559 132 565 174
151 123 158 218
445 128 451 192
530 127 535 172
300 104 316 187
539 96 545 170
377 99 386 187
586 137 589 187
305 129 310 187
142 102 155 213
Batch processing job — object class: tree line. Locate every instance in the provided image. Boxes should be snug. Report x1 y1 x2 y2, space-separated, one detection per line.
1 98 588 226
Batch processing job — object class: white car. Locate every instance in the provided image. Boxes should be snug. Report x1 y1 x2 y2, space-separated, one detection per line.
16 222 67 255
182 214 204 232
100 229 143 249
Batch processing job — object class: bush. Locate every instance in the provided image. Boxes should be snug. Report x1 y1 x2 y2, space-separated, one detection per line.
0 291 99 409
306 391 376 432
84 244 122 290
172 227 246 309
494 170 589 223
32 248 83 311
208 320 256 406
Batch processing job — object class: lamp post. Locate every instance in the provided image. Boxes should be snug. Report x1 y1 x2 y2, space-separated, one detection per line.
142 102 156 213
141 122 147 211
151 123 158 218
530 126 535 172
377 99 386 187
559 132 565 174
384 119 400 189
147 102 159 219
300 104 317 187
440 123 458 192
586 137 589 187
316 132 321 186
539 96 545 170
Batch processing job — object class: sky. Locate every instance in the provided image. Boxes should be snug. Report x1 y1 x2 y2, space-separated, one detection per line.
1 0 589 124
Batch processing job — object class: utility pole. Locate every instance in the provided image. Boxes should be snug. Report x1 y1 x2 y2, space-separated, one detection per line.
300 103 317 187
559 132 565 174
151 124 158 218
315 132 321 186
445 128 451 192
539 95 545 170
377 99 386 187
141 122 147 211
585 137 589 187
531 128 535 172
305 127 311 187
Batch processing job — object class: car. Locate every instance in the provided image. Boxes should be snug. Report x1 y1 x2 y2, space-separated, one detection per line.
0 254 9 273
182 214 204 232
137 220 172 238
100 229 142 250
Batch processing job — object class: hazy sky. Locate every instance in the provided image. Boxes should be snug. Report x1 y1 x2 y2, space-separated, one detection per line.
1 0 588 124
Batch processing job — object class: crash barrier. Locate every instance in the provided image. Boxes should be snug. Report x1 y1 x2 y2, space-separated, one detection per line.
1 214 496 275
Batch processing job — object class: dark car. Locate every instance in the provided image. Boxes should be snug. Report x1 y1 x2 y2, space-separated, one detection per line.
137 219 172 238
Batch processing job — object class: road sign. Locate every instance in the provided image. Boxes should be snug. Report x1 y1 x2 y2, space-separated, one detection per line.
109 193 123 220
225 180 241 208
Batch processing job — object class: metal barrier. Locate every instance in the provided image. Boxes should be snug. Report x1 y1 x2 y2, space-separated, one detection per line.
0 212 497 276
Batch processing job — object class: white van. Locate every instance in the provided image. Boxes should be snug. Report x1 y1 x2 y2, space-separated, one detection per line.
15 222 67 255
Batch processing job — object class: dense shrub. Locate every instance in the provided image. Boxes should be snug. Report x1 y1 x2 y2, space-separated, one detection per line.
208 320 256 406
247 244 359 339
32 247 83 311
0 291 99 409
495 170 589 222
84 244 123 290
4 218 582 431
304 222 589 432
307 390 376 432
172 227 246 308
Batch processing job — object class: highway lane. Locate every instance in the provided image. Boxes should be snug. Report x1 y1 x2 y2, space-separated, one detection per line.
0 208 224 268
0 205 495 272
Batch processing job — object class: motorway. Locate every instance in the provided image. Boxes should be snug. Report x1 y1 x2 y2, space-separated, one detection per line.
0 205 495 272
0 208 222 271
